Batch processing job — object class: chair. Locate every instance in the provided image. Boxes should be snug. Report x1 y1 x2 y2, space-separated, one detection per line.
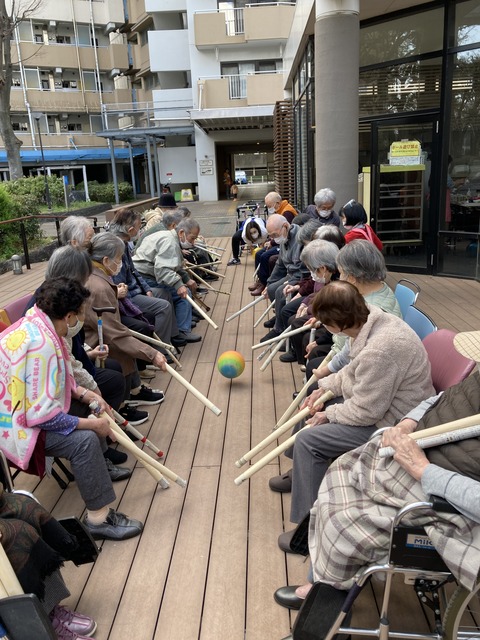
292 498 480 640
2 293 33 325
394 278 421 318
403 305 437 340
423 329 476 393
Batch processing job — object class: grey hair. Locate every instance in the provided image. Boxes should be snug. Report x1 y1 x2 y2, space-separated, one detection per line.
88 232 125 262
265 191 282 204
314 224 345 249
314 188 336 207
108 222 130 239
46 246 92 284
177 217 200 234
301 239 339 272
60 216 93 246
163 211 186 229
336 239 386 283
176 206 191 217
297 219 323 245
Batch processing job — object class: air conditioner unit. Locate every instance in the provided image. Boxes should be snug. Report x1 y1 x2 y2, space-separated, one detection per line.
109 68 120 79
54 67 62 75
104 22 116 35
48 21 56 29
60 114 69 120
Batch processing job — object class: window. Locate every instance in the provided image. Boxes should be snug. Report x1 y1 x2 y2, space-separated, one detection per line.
456 0 480 48
83 71 97 91
56 35 71 44
11 72 21 87
77 25 91 46
140 30 148 46
66 123 82 132
24 68 39 89
90 115 103 132
12 122 28 132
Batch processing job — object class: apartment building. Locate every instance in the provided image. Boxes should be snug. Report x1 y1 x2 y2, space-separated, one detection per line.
102 0 296 201
2 0 139 185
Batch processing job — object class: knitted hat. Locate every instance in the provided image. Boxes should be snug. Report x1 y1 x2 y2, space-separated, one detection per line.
454 331 480 362
158 193 177 208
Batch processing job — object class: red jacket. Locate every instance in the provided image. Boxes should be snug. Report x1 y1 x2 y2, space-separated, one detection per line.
344 224 383 251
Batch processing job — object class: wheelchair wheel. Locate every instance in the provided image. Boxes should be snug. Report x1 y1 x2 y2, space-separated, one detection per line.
443 577 480 640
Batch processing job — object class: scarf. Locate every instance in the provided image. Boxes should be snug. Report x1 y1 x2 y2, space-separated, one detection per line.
0 305 75 470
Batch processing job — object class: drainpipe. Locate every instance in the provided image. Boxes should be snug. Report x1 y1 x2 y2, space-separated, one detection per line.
13 24 36 148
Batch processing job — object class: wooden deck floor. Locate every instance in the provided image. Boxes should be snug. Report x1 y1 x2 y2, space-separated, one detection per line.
1 246 480 640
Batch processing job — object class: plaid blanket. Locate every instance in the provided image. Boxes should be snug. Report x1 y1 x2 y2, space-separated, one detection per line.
309 435 480 591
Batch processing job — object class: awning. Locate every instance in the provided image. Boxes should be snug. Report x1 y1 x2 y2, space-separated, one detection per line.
0 147 146 166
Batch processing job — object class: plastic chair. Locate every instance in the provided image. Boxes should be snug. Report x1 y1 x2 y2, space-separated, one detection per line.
403 305 437 340
2 293 33 325
423 329 476 393
394 278 421 318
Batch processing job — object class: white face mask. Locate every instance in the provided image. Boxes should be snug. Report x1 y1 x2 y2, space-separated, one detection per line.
310 271 326 284
180 240 193 249
318 209 331 218
250 230 260 240
276 235 288 245
66 317 84 338
267 207 276 215
108 259 122 276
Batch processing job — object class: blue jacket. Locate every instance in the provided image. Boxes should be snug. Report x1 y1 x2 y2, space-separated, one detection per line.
112 242 152 298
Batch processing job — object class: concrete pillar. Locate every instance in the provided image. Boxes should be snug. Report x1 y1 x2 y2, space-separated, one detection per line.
315 0 359 211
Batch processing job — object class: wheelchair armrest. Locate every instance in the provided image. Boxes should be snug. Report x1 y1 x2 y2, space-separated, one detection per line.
429 495 460 515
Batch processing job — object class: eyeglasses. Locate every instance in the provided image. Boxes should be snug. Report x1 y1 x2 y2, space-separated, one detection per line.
344 199 356 209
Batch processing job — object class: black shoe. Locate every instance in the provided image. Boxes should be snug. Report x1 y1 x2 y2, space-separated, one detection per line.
119 405 149 426
178 331 202 343
129 385 165 406
269 469 292 493
260 329 280 343
105 458 132 482
263 317 276 328
279 350 297 363
273 586 304 610
171 335 187 348
83 509 144 541
104 447 128 465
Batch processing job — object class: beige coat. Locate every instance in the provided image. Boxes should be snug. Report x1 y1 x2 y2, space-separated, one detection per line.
84 266 157 376
321 305 435 428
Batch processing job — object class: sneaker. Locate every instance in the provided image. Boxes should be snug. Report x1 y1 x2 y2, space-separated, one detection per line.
260 329 280 343
171 334 187 348
105 458 132 482
83 508 144 541
50 605 97 637
263 317 276 328
104 447 128 465
119 405 149 426
227 257 241 265
139 368 156 380
51 616 93 639
279 350 297 363
130 385 165 406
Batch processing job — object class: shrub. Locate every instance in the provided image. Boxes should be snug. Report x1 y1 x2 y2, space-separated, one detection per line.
0 186 43 259
2 176 65 207
78 180 133 203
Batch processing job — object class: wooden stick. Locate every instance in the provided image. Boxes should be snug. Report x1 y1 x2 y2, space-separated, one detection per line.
274 352 333 430
226 296 264 322
235 391 333 469
408 413 480 441
128 329 182 369
165 363 222 416
380 424 480 458
103 413 187 487
185 295 218 330
252 324 312 350
256 326 292 363
186 267 215 290
253 299 275 329
259 336 287 371
112 408 165 459
202 243 225 252
186 262 225 279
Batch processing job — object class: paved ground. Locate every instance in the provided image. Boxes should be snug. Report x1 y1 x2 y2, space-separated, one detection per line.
38 183 274 242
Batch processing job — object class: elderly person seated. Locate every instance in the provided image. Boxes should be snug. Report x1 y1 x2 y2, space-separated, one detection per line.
270 241 401 494
260 214 310 342
275 333 480 619
84 233 167 408
59 216 95 248
108 208 180 351
306 239 401 371
301 187 341 227
132 218 202 343
279 236 341 365
277 281 434 552
0 277 143 541
0 489 97 639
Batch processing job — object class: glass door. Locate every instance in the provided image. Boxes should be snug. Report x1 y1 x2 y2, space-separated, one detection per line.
369 117 439 273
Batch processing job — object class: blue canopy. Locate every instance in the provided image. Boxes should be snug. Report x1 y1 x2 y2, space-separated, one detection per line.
0 147 146 164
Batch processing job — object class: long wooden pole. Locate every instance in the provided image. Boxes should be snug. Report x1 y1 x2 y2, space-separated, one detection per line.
226 296 264 322
253 299 275 329
185 295 218 330
165 363 222 416
252 324 312 350
128 329 182 369
235 390 334 468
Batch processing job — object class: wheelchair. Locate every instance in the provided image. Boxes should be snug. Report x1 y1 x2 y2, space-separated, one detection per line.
292 498 480 640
